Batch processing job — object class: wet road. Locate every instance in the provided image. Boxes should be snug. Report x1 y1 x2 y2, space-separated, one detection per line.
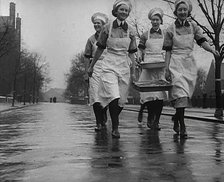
0 103 224 182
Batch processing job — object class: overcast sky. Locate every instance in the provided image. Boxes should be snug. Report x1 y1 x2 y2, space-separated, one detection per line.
0 0 213 89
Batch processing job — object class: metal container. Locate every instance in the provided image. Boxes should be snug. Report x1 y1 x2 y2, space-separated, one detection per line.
132 80 172 92
141 62 166 69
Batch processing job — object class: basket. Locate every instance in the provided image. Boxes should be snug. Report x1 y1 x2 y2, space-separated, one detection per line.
132 80 172 92
141 62 166 69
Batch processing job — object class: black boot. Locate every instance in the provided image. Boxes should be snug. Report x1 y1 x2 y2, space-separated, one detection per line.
146 102 153 129
152 100 163 131
109 99 122 138
177 108 187 138
138 103 145 124
101 106 108 129
172 114 179 134
93 102 104 132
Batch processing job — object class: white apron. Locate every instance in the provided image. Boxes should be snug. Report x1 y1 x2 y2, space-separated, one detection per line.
89 39 107 105
98 23 131 108
139 29 167 104
169 23 197 101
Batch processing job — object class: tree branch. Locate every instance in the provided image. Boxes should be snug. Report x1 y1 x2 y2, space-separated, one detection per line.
160 0 174 4
203 0 209 13
211 0 216 24
197 0 214 28
217 0 222 24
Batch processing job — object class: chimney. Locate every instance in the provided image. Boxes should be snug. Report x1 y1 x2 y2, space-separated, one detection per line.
16 13 21 31
10 2 16 28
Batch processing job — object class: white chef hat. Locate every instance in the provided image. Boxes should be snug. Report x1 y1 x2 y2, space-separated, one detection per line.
174 0 192 13
91 12 108 24
112 0 132 13
148 8 164 23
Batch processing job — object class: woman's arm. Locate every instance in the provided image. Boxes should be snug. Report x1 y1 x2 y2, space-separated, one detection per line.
84 57 91 72
84 57 91 81
192 22 220 57
201 41 220 57
129 53 137 82
87 48 104 77
165 51 171 67
138 48 144 63
164 51 171 81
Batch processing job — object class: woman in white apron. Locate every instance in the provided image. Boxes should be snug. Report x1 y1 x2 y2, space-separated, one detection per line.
84 12 108 131
88 0 137 138
138 8 167 130
163 0 219 137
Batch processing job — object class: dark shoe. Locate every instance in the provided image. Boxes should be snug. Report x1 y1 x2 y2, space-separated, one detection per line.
101 124 107 130
173 122 179 134
94 125 101 132
112 129 120 138
138 113 143 123
147 121 152 129
180 130 188 138
138 121 143 126
153 124 161 131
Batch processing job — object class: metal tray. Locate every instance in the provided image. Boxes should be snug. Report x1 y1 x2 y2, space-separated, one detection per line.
141 62 166 69
132 80 172 92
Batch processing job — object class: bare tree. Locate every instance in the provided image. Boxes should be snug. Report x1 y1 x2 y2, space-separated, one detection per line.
14 50 51 104
29 53 50 104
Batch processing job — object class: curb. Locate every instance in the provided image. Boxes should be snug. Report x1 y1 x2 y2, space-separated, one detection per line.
124 107 224 124
0 104 33 113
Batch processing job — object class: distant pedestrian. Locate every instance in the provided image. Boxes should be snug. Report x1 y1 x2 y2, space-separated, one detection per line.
163 0 220 137
84 12 109 131
137 8 167 130
50 97 52 103
53 97 57 103
88 0 137 138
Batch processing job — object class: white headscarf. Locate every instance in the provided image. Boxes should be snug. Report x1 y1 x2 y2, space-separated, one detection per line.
113 0 132 12
148 8 164 20
91 12 108 24
174 0 192 13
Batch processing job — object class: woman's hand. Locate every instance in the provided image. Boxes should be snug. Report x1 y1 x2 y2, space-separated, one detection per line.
137 56 142 64
165 67 171 82
212 50 220 58
131 73 137 83
87 67 93 77
84 73 89 82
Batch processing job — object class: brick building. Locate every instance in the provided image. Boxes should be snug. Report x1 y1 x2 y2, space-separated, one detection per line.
0 2 21 96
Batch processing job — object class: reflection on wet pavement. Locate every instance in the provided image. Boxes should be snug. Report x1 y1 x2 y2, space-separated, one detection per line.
0 103 224 182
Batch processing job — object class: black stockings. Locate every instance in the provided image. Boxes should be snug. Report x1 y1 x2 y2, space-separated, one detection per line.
109 98 123 131
174 107 185 131
93 102 105 125
146 100 163 124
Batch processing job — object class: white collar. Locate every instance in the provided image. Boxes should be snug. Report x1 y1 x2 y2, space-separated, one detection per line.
178 19 187 25
116 19 124 26
152 27 160 32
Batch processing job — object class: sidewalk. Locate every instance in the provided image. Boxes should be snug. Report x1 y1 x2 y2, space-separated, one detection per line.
0 102 30 113
124 104 224 123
